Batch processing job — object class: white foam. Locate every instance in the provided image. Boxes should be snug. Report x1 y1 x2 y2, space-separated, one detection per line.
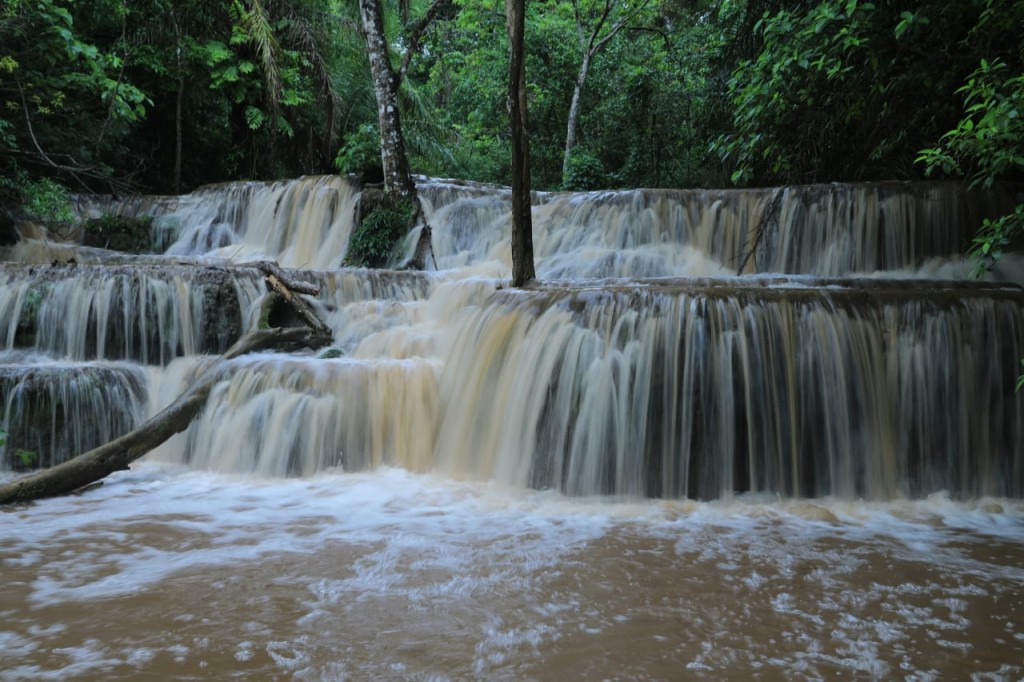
3 463 1023 679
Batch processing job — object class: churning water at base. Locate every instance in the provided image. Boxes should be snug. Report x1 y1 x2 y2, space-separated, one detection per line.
1 463 1022 680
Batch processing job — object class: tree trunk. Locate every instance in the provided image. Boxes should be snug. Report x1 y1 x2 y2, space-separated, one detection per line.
559 0 648 186
0 266 332 506
171 5 184 193
562 50 591 181
357 0 436 269
174 77 183 193
507 0 536 287
358 0 418 204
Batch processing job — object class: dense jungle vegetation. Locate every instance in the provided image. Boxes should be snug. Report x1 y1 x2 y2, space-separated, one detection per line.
1 0 1022 255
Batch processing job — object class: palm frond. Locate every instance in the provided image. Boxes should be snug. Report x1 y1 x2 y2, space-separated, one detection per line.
237 0 282 115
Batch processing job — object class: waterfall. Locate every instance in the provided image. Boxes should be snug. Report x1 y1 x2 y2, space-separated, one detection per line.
0 356 147 469
2 175 1022 500
0 264 258 363
420 181 1019 278
435 281 1023 499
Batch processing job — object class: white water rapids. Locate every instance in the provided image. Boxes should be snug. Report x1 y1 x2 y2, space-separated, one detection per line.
3 463 1023 680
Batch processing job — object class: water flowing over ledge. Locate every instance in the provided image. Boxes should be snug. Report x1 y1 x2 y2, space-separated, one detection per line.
48 175 1021 278
1 175 1022 501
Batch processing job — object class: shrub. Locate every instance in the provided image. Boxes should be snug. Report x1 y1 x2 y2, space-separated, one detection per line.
345 200 415 268
562 150 608 191
83 214 155 253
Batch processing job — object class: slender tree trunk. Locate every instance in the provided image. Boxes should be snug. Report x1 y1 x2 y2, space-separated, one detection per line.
507 0 536 287
562 50 591 180
174 78 183 192
559 0 649 186
171 6 183 193
358 0 417 203
322 95 336 171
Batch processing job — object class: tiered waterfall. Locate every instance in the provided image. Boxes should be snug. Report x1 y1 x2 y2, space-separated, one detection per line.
2 176 1022 499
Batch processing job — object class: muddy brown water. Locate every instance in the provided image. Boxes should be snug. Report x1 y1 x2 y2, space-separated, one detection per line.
2 465 1022 680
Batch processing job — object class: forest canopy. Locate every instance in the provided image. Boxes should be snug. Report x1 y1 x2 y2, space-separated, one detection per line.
1 0 1022 201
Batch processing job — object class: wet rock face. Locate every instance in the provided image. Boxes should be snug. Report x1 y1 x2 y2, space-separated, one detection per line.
81 215 157 254
0 212 19 246
1 263 248 363
0 363 147 469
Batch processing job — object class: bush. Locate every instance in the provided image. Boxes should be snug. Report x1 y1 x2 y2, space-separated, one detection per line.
561 150 608 191
21 177 76 225
345 200 415 268
335 124 383 179
83 214 156 253
917 58 1024 274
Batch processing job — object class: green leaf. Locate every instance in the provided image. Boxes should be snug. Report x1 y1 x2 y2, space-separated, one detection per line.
244 105 265 130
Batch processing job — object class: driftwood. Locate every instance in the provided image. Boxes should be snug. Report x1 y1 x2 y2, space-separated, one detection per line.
0 265 332 506
256 262 331 337
736 189 783 275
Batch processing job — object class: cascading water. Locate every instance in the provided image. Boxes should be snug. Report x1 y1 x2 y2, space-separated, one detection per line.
3 175 1023 679
2 176 1022 498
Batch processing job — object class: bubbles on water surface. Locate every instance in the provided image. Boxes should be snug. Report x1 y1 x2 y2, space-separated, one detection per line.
0 464 1022 680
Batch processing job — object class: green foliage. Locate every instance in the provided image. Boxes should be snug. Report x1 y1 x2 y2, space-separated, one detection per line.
14 448 37 468
714 0 1023 186
918 58 1024 275
346 200 415 268
15 0 1019 197
964 205 1024 277
415 0 729 189
0 428 37 469
0 0 152 190
83 213 156 253
561 150 607 191
0 0 737 193
917 60 1024 190
335 123 382 175
19 177 76 225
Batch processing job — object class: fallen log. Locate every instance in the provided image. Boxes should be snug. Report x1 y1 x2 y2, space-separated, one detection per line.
0 266 333 505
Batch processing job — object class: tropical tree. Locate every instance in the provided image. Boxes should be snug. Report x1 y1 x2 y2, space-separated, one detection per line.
714 0 1023 187
345 0 456 268
560 0 651 183
0 0 150 197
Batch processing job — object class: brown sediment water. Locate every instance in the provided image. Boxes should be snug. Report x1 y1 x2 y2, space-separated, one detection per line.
1 466 1022 680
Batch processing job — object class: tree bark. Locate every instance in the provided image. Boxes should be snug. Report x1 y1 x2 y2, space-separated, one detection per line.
0 267 332 506
507 0 536 287
560 0 650 184
562 50 591 180
358 0 418 203
171 4 184 193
